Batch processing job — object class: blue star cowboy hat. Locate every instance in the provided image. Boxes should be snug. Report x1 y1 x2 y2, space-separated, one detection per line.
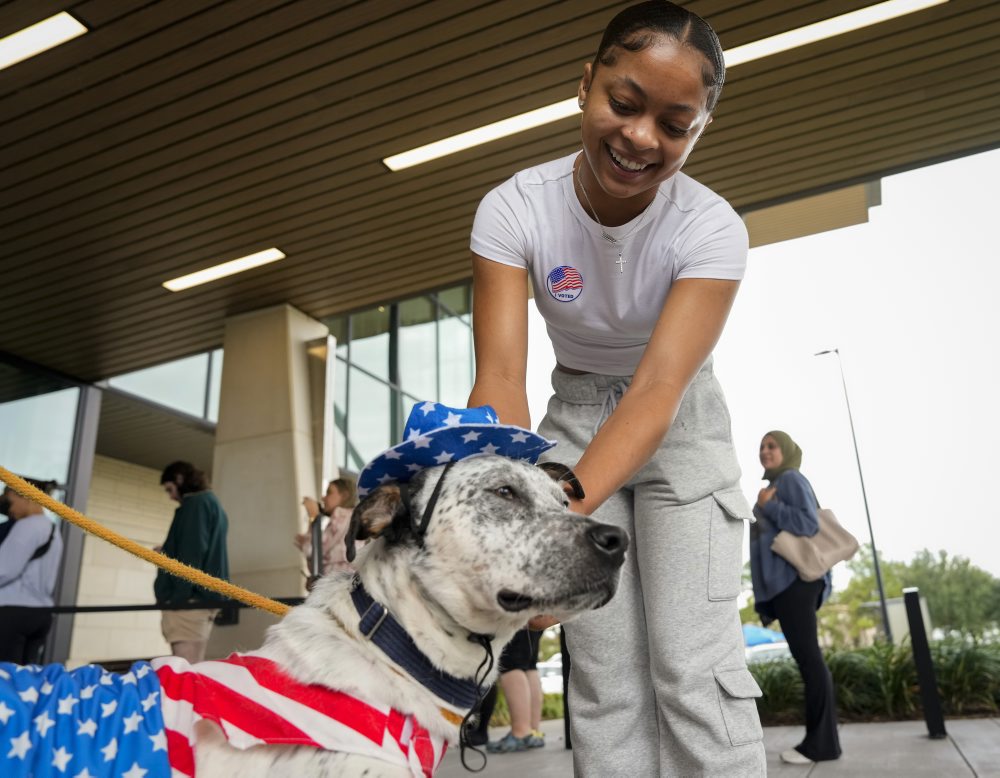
356 401 557 497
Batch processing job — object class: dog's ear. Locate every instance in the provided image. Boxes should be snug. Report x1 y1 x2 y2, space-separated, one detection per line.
345 485 408 562
538 461 586 500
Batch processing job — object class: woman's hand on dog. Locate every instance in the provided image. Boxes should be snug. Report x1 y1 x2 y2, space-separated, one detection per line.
528 615 560 631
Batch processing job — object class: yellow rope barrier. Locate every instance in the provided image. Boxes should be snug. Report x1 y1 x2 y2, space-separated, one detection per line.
0 466 290 618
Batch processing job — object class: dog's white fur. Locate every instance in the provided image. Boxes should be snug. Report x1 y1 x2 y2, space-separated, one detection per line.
23 456 627 777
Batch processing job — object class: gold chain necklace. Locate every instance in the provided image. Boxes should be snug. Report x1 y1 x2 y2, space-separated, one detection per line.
575 161 651 275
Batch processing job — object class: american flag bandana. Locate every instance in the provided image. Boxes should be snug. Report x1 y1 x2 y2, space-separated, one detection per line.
2 655 447 777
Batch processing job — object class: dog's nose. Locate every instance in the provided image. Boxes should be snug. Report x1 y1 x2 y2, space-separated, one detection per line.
586 523 627 565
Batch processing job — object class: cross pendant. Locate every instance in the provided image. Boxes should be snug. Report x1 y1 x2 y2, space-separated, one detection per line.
615 252 627 274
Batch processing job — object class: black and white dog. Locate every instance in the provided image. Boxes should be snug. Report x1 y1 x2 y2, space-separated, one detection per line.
1 456 626 777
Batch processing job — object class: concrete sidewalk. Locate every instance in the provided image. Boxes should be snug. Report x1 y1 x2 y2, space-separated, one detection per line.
437 717 1000 777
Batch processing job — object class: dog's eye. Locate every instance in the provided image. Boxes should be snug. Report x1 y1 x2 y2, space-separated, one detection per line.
492 485 517 500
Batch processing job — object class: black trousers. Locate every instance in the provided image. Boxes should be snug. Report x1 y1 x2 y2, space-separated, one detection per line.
771 578 842 761
0 606 53 664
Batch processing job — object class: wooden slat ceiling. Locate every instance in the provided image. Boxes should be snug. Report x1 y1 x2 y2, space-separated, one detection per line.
2 0 998 382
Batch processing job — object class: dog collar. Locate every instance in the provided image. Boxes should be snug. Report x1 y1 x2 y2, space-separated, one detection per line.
350 578 482 710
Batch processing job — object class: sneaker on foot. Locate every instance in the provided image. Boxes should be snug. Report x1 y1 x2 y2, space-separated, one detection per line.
486 732 529 753
524 730 545 748
780 748 814 765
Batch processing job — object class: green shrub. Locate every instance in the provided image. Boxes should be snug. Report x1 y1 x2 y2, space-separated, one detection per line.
489 690 564 727
931 639 1000 715
863 642 918 719
827 649 882 716
749 659 802 719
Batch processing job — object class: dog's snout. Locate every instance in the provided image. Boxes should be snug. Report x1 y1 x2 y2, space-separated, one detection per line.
586 523 627 564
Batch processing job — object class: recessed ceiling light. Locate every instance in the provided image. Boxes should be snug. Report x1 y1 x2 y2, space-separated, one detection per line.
0 12 88 72
382 0 948 170
163 248 286 292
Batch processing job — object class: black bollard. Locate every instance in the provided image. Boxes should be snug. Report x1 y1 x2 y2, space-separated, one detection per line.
903 587 946 738
560 626 572 749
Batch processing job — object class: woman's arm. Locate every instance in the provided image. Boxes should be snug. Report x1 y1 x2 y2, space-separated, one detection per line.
467 255 531 428
571 277 740 514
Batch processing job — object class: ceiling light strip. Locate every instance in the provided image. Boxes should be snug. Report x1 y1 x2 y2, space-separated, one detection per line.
163 248 286 292
724 0 948 67
0 12 88 71
382 0 947 171
383 98 579 172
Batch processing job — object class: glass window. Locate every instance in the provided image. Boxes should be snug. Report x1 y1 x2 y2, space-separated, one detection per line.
438 306 473 408
0 360 80 525
346 367 391 469
107 353 209 417
206 349 223 422
349 307 390 381
438 285 471 317
399 296 437 404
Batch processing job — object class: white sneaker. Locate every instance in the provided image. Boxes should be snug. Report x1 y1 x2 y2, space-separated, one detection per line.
780 748 814 765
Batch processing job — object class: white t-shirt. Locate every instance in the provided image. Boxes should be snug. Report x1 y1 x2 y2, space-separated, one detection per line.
471 152 748 375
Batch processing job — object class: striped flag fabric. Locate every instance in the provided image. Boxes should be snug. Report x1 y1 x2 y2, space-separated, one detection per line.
153 654 446 777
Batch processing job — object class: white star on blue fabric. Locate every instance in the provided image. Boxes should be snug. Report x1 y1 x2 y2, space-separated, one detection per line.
100 737 117 762
383 449 402 460
123 711 144 734
100 700 117 718
73 769 96 778
57 694 79 715
52 745 73 772
135 665 150 679
18 686 39 703
377 473 395 484
479 443 500 455
406 463 422 472
419 401 438 414
35 710 55 736
140 692 159 712
443 412 462 427
411 435 432 449
510 430 530 443
433 451 454 464
99 674 113 686
121 672 137 685
40 681 54 695
77 719 97 736
461 430 481 443
122 762 147 778
80 685 96 699
8 729 31 759
0 700 13 724
0 668 8 680
149 729 167 752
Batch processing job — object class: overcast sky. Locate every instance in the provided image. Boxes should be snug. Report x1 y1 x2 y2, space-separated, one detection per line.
525 146 1000 590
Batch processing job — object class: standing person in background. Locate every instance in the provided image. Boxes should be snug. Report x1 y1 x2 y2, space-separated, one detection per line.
486 628 546 753
468 2 764 774
751 431 841 765
0 478 63 663
155 461 229 665
293 476 360 588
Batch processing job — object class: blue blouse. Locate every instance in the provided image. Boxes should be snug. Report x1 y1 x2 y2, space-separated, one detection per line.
749 469 832 624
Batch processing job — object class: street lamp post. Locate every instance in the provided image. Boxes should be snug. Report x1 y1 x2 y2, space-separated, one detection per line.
815 348 893 643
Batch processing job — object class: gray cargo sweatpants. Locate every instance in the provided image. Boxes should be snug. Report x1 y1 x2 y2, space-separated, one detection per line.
537 359 767 777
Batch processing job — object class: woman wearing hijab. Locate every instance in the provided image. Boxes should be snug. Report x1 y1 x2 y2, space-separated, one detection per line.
751 431 841 765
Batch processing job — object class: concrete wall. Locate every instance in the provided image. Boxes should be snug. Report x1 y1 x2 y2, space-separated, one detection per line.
67 455 173 666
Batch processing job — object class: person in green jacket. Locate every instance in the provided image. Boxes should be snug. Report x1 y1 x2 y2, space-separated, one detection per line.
155 461 230 664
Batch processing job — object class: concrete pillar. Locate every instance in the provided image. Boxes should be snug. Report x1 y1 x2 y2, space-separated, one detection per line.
207 304 328 655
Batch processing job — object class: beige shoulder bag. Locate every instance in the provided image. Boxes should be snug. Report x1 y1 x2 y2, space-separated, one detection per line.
770 481 860 582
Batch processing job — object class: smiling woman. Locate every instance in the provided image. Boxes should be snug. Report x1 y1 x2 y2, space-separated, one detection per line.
467 2 765 776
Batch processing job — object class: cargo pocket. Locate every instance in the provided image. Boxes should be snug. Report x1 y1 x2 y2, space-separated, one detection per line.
708 488 753 601
714 666 764 746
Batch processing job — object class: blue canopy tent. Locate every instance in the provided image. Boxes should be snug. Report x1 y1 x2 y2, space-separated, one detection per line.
742 624 785 647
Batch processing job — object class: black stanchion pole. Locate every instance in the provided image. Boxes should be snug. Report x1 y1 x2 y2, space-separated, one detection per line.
903 587 946 738
560 626 572 750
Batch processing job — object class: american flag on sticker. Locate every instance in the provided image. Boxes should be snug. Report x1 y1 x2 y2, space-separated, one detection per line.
546 265 583 302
